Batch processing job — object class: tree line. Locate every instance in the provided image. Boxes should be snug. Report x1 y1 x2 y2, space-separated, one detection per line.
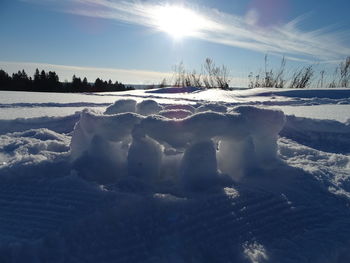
0 69 134 92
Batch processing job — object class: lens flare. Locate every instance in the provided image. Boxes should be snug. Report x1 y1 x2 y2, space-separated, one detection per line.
152 5 205 39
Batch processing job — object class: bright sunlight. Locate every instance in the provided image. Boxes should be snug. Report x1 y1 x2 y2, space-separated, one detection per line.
152 5 206 39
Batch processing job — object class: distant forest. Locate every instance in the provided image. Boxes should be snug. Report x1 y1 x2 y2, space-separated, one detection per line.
0 69 134 93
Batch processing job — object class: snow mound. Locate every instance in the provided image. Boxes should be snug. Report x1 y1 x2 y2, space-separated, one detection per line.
105 99 163 116
0 113 79 135
0 128 70 170
164 104 196 113
196 103 227 113
104 99 137 114
136 99 163 116
281 115 350 154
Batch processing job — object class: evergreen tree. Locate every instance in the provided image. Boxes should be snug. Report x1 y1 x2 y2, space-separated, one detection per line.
11 70 30 91
34 68 40 82
94 78 103 90
72 75 83 90
40 70 46 81
0 69 11 89
83 77 88 86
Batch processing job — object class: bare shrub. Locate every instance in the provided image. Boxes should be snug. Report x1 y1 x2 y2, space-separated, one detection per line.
170 58 230 89
159 78 167 88
248 55 286 88
202 58 230 89
339 56 350 87
289 66 314 89
167 55 350 90
325 56 350 88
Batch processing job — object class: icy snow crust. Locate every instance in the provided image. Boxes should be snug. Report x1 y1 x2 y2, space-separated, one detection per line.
0 87 350 262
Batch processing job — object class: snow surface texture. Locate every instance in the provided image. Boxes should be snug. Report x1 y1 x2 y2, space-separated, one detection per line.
0 88 350 263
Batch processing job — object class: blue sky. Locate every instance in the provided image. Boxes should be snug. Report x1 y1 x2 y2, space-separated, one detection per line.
0 0 349 85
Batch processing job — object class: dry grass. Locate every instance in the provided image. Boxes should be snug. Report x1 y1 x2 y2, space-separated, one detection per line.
170 58 230 90
248 56 350 89
162 55 350 89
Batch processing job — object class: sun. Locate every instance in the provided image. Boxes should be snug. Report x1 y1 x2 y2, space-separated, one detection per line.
152 5 203 39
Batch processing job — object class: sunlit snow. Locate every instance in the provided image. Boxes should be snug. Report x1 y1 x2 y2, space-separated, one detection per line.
0 87 349 262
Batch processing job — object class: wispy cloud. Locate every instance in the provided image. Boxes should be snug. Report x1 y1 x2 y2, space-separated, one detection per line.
26 0 350 62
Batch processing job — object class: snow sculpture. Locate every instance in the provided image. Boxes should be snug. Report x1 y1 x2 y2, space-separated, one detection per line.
74 134 125 184
70 110 143 184
127 125 162 182
70 109 142 160
217 138 256 180
70 102 286 188
233 106 286 165
180 139 219 191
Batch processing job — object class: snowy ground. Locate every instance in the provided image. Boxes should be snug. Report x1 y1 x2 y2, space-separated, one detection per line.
0 87 350 263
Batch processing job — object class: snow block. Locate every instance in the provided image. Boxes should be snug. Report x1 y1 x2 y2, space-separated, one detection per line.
127 125 162 182
180 140 219 191
71 109 142 159
233 106 286 136
233 106 286 164
217 138 256 180
73 135 127 184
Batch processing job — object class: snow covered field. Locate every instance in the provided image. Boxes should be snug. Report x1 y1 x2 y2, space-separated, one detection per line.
0 87 350 262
